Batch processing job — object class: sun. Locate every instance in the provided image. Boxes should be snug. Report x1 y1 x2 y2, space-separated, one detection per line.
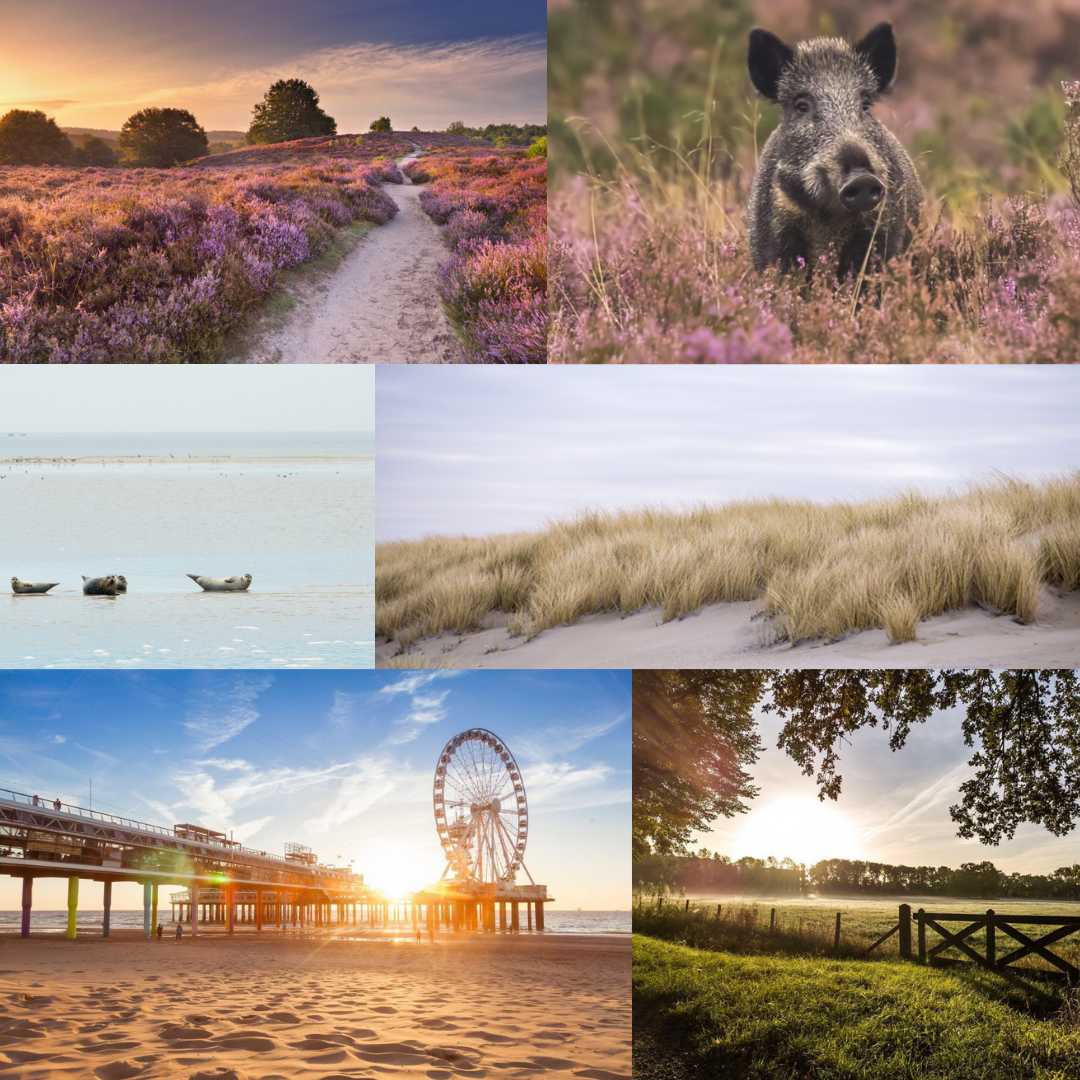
729 794 862 866
354 840 439 901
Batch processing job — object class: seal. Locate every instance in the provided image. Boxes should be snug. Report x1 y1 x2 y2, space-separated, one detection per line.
116 575 128 592
186 573 252 592
82 575 120 596
12 577 59 594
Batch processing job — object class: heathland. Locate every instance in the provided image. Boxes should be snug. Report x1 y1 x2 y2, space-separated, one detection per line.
0 932 629 1080
0 131 546 362
375 475 1080 668
549 0 1080 363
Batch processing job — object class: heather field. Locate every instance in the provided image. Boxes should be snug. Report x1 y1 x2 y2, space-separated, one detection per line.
405 147 547 363
549 0 1080 363
375 474 1080 654
0 131 489 362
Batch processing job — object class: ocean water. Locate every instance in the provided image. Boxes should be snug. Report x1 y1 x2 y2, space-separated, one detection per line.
1 433 374 668
0 909 630 935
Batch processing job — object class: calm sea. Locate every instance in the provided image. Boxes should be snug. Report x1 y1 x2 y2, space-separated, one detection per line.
0 909 630 935
1 433 374 669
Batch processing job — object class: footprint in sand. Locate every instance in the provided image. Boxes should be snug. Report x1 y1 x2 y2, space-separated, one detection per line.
189 1070 251 1080
94 1062 143 1080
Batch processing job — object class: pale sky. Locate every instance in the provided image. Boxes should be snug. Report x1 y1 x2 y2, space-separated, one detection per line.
376 366 1080 540
0 670 630 911
0 367 374 432
0 0 545 132
698 688 1080 878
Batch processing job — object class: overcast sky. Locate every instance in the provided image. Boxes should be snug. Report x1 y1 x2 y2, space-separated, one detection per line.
699 687 1080 877
0 670 629 911
377 366 1080 541
0 0 544 131
0 367 374 432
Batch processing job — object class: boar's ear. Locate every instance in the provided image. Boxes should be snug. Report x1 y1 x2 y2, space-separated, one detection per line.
855 22 898 93
748 29 795 101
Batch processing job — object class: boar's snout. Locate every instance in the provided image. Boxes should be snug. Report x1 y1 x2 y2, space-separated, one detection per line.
839 172 884 213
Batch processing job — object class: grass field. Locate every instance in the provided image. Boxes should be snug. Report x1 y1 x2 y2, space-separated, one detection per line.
376 474 1080 653
633 934 1080 1080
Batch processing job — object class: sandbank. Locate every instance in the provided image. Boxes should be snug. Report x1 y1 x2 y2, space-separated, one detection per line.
0 931 629 1080
376 592 1080 669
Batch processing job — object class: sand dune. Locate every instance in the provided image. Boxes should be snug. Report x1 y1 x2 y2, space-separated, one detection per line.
376 592 1080 669
0 932 628 1080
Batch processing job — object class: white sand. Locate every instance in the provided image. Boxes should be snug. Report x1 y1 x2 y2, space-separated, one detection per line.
377 592 1080 669
238 152 456 365
0 932 629 1080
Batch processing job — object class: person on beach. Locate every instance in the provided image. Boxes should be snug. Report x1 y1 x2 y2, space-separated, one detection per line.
175 923 183 941
156 923 163 940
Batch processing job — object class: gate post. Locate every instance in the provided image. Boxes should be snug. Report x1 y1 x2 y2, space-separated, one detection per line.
917 909 926 963
986 910 995 969
899 904 911 960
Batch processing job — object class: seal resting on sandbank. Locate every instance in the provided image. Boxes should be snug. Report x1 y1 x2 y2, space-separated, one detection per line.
82 575 120 596
12 577 59 594
187 573 252 592
116 575 128 592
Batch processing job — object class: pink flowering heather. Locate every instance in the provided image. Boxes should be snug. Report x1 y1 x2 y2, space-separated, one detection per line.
550 178 1080 364
0 131 476 362
405 148 547 364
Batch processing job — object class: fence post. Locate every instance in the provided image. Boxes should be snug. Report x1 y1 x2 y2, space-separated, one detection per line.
917 909 926 963
899 903 911 960
716 904 721 918
657 895 663 910
770 908 776 932
834 912 842 955
986 909 995 969
685 899 690 912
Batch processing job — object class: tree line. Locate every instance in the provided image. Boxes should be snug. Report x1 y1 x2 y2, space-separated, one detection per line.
635 853 1080 902
0 79 533 168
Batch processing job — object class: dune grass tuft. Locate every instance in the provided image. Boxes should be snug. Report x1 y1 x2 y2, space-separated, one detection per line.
376 474 1080 653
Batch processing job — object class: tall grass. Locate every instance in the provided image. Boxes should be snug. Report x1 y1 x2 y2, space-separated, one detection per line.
376 474 1080 651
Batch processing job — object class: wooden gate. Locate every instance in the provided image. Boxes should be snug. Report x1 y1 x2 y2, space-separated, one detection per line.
896 904 1080 981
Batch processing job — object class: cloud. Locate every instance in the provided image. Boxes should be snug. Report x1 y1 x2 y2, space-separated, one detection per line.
328 690 364 728
303 757 402 833
46 734 67 745
183 674 273 750
522 761 624 810
378 671 462 698
861 762 972 841
74 743 119 768
0 100 80 110
516 712 627 759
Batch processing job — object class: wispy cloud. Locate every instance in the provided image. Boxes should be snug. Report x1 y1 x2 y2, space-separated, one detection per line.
74 743 119 768
523 761 624 810
304 757 402 833
861 762 972 842
328 690 364 729
516 712 628 760
183 674 274 750
378 671 463 698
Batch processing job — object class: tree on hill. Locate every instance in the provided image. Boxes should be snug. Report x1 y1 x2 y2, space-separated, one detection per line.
246 79 336 145
118 108 208 167
445 121 467 135
369 116 392 132
74 135 116 167
0 110 75 166
635 670 1080 857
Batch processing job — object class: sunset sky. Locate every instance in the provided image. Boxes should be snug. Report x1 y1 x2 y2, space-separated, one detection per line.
0 670 629 911
0 0 545 133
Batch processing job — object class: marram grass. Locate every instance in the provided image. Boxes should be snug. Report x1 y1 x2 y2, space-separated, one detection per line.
376 475 1080 652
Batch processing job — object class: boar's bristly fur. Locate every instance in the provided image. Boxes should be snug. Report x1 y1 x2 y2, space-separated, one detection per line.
747 22 923 275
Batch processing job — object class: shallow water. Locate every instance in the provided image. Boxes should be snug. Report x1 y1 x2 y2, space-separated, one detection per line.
2 433 373 668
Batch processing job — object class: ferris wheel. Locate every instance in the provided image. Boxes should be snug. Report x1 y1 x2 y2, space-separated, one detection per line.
433 729 534 891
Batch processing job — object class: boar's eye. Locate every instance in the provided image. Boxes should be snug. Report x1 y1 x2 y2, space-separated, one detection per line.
794 97 812 115
861 95 872 112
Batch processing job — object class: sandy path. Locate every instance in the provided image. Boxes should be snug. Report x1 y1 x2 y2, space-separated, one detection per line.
377 592 1080 669
243 151 457 364
0 932 629 1080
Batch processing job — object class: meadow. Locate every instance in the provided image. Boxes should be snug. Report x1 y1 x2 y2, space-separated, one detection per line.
405 147 547 363
375 474 1080 654
0 131 489 361
549 0 1080 364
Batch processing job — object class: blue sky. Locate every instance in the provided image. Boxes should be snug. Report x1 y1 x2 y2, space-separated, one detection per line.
376 366 1080 540
0 0 545 131
0 671 629 910
699 690 1080 877
0 367 374 432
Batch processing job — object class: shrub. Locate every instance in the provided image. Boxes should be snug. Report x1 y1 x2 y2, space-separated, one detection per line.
74 136 116 167
369 117 393 133
526 136 546 158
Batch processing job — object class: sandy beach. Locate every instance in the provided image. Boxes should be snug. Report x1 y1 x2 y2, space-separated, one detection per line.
376 592 1080 669
0 932 628 1080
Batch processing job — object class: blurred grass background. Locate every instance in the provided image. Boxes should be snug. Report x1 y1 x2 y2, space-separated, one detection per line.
548 0 1080 208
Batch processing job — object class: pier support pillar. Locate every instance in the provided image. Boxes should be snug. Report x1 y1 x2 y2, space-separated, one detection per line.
535 902 545 931
151 882 158 934
527 903 533 931
20 877 32 938
256 889 263 932
227 885 235 935
142 881 152 938
103 881 112 938
499 902 506 931
191 883 199 937
66 877 78 940
511 901 519 932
